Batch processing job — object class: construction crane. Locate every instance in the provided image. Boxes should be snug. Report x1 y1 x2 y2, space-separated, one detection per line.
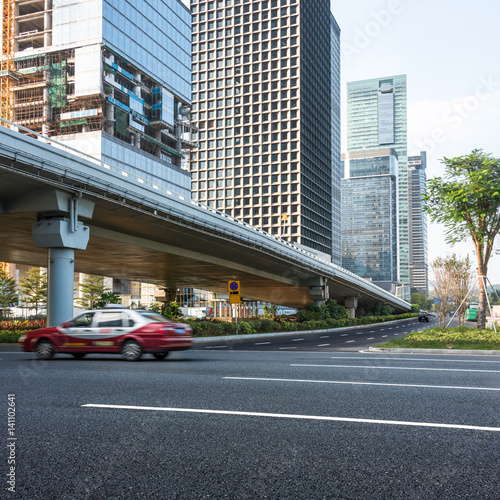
1 0 16 123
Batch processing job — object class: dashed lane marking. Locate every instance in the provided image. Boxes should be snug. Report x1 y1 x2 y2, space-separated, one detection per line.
224 376 500 392
292 364 500 374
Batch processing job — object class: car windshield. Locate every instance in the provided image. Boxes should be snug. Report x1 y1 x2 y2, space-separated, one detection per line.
139 312 171 323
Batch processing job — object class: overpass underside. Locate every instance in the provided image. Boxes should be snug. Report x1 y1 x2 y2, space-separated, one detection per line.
0 124 410 319
0 205 345 311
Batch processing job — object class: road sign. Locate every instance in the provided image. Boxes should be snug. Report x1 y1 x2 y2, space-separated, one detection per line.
228 280 240 304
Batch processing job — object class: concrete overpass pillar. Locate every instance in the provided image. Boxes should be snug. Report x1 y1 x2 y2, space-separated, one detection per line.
32 218 90 326
303 277 329 306
344 296 359 319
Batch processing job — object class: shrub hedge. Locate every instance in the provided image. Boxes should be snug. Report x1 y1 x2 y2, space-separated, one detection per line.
184 313 416 338
0 313 417 343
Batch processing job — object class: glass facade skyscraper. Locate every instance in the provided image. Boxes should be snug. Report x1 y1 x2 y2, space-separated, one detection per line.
346 75 409 289
330 14 342 264
408 151 428 295
341 149 399 286
190 0 341 263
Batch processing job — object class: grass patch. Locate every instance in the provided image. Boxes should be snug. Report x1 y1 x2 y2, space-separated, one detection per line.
377 326 500 350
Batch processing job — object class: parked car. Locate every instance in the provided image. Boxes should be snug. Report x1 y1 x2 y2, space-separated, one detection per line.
418 310 430 322
18 306 192 361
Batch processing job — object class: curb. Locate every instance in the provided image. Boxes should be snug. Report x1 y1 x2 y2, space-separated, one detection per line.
369 347 500 356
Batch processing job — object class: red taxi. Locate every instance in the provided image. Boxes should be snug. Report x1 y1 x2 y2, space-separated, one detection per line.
19 306 192 361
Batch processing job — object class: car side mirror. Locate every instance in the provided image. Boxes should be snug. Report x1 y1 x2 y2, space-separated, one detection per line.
61 321 70 328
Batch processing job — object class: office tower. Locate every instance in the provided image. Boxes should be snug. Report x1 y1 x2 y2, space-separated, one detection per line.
341 149 399 290
9 0 195 195
346 75 409 290
330 13 341 265
190 0 342 263
408 151 428 295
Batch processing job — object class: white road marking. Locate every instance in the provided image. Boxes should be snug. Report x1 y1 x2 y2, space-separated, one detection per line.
369 331 375 333
317 344 330 347
224 376 500 392
292 338 304 342
279 347 297 350
340 334 348 337
346 340 355 343
320 336 329 338
292 364 500 373
82 404 500 432
380 329 385 331
382 335 388 338
329 356 500 364
205 346 228 349
367 338 375 340
255 342 271 345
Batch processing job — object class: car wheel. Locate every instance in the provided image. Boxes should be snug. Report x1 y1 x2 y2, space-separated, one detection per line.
152 352 169 360
35 340 55 360
72 353 87 359
121 340 142 361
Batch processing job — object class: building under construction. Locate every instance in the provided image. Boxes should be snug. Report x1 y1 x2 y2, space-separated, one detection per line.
2 0 196 194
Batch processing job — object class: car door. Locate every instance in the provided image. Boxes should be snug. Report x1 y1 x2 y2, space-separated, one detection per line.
92 311 132 352
59 312 97 352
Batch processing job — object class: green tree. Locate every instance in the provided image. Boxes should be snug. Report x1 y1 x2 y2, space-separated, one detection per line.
0 270 18 317
148 302 161 313
91 291 122 310
423 150 500 328
321 299 348 320
76 275 108 309
19 267 47 315
160 301 184 320
411 291 428 311
263 304 277 320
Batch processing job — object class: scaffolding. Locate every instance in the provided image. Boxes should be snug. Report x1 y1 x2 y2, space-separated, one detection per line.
1 0 16 122
13 49 103 135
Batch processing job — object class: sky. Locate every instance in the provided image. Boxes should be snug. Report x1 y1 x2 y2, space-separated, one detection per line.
331 0 500 285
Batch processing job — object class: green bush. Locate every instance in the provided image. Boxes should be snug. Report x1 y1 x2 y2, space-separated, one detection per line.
0 331 26 343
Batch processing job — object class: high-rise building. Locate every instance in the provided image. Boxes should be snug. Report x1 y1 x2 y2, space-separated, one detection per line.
330 13 342 265
10 0 195 195
346 75 409 290
408 151 428 295
190 0 341 263
341 149 399 290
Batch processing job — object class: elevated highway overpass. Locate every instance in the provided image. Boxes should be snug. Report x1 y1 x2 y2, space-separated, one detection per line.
0 121 410 324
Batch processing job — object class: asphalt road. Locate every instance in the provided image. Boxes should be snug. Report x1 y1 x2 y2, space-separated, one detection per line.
2 326 499 500
193 316 443 351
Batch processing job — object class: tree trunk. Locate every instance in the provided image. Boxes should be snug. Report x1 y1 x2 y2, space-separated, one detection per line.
477 266 487 329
